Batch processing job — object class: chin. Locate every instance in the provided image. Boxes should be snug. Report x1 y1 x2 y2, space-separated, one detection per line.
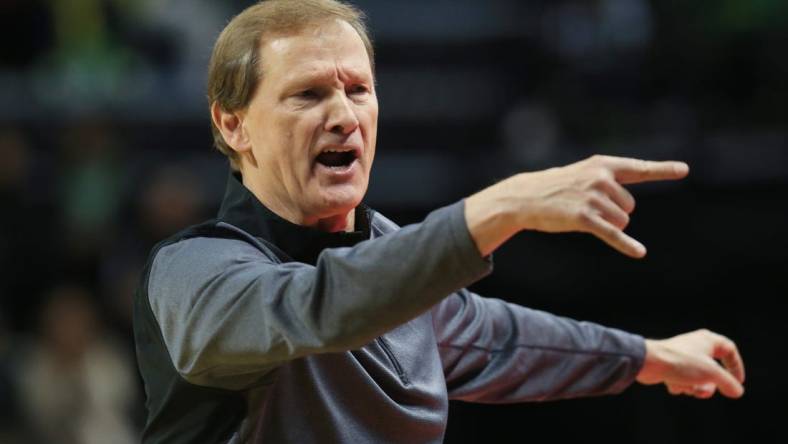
314 184 365 216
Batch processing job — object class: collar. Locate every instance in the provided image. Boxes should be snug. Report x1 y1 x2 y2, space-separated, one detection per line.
216 171 372 265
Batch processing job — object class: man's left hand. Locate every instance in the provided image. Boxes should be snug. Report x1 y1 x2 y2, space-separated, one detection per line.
635 329 746 399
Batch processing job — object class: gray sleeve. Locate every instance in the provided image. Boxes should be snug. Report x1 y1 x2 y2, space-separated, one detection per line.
148 201 491 390
431 289 646 402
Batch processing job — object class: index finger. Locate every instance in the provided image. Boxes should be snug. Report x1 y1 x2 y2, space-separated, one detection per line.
706 361 745 398
606 158 690 185
712 334 746 383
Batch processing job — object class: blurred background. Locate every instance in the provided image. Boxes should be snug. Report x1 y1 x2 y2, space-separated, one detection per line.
0 0 785 443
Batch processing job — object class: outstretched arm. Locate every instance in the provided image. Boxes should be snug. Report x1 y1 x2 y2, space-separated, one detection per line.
636 329 746 398
432 289 646 403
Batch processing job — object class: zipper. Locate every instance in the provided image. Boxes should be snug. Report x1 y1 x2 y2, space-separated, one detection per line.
376 336 410 386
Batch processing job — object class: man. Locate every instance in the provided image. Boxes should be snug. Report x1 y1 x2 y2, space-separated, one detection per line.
134 1 746 443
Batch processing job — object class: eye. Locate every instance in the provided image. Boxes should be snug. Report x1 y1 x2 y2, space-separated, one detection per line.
296 89 319 100
348 84 369 95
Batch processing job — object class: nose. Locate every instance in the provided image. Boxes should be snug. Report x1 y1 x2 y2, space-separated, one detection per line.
325 91 359 135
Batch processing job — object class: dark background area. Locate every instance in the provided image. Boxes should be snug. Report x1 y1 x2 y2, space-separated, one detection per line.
1 0 785 442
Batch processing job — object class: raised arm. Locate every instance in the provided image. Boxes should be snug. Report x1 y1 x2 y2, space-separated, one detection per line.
144 202 491 390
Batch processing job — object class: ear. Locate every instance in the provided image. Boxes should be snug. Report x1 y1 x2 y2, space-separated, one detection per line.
211 102 252 154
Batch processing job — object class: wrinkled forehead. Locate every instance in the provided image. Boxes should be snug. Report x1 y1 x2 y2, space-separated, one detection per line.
259 19 373 83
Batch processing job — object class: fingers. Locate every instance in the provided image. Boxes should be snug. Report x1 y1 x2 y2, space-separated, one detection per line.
600 157 689 185
667 384 688 396
667 382 717 399
589 192 630 229
710 333 746 383
580 212 646 258
656 329 745 400
581 162 641 256
593 178 636 214
693 383 717 399
705 359 745 398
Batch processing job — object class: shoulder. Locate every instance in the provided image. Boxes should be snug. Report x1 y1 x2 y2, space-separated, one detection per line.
153 236 263 273
145 222 278 297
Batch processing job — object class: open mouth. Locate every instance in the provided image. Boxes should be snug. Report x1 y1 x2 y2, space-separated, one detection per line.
315 149 359 168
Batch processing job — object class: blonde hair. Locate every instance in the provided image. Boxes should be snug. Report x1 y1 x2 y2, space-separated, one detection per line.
207 0 374 170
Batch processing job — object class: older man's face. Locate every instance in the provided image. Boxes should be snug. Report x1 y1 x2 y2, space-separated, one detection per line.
242 19 378 225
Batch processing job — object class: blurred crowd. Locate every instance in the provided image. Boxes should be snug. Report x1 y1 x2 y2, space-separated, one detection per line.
0 2 237 440
0 120 218 442
1 0 786 443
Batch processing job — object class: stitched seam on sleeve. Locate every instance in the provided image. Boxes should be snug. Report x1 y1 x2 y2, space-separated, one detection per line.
436 342 642 360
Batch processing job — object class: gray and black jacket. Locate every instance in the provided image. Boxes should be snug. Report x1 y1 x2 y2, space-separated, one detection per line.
134 172 646 443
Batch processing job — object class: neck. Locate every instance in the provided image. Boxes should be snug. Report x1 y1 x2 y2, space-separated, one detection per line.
315 211 355 232
240 172 355 233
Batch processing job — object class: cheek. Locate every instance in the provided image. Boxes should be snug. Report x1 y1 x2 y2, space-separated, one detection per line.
364 96 379 124
362 106 378 155
289 109 321 140
284 114 323 175
268 114 304 153
248 113 280 162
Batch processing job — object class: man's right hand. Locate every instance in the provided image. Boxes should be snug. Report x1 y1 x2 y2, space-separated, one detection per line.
464 155 689 257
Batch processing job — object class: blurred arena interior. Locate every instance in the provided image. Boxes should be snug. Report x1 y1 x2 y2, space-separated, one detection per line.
0 1 786 443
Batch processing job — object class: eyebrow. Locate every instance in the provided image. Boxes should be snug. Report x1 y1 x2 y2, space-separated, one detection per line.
285 65 371 90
